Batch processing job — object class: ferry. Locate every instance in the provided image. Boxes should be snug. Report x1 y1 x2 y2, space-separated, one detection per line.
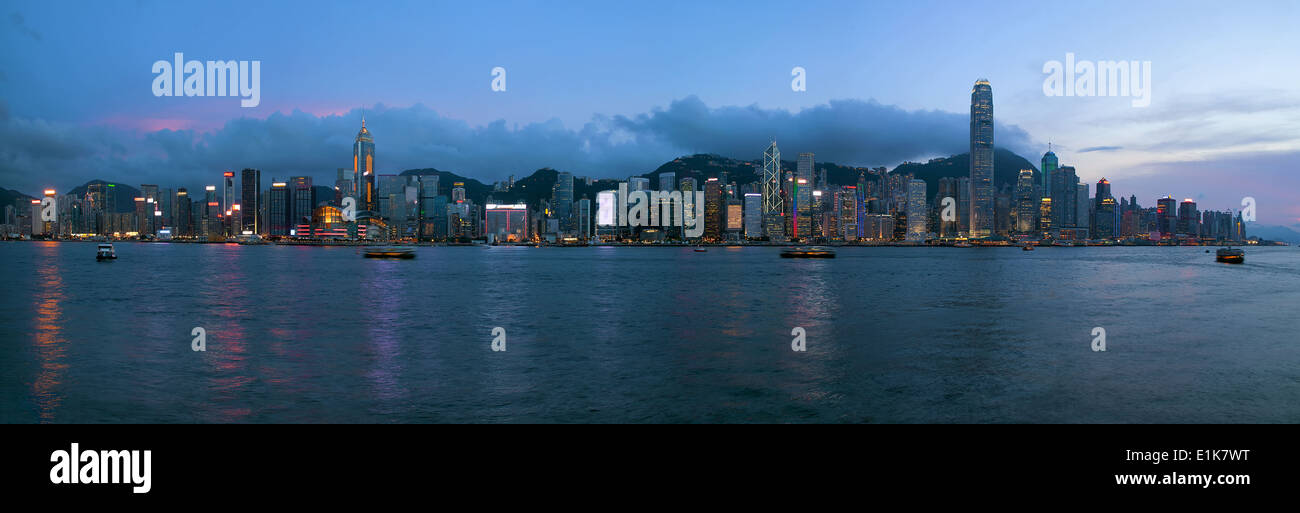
1215 247 1244 264
781 246 836 259
363 247 415 259
1022 244 1035 251
96 243 117 261
953 242 973 248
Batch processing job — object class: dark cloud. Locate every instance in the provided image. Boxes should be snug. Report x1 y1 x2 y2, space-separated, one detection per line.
0 97 1037 196
10 13 41 41
1078 145 1122 153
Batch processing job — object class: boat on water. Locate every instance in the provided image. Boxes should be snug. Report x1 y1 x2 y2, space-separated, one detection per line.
953 242 973 248
96 243 117 261
1022 245 1035 251
363 247 415 259
781 246 836 258
693 246 708 252
1215 247 1244 264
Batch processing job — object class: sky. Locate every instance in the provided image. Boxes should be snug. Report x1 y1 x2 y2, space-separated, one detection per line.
2 0 1298 223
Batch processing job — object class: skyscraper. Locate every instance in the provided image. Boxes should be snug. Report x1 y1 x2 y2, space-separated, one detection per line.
1041 144 1058 192
969 79 995 238
241 168 261 234
906 178 927 241
761 141 783 239
291 176 314 231
354 116 376 212
1014 169 1038 234
269 181 290 236
553 171 574 233
704 178 722 241
796 153 814 229
743 193 762 239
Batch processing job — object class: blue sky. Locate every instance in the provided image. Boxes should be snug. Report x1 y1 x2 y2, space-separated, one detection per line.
2 0 1298 222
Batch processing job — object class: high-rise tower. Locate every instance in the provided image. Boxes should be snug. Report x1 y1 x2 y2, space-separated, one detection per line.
354 115 376 212
969 79 994 238
761 140 783 239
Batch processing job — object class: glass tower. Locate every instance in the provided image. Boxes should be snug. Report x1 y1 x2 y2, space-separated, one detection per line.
968 79 994 238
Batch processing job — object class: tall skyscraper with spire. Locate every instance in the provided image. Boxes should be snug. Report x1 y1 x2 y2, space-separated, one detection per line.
969 79 994 238
761 140 783 239
354 113 376 212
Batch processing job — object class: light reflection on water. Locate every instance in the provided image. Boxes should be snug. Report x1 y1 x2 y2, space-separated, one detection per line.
2 242 1299 423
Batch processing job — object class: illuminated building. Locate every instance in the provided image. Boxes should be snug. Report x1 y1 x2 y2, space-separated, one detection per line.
906 179 927 241
354 115 376 212
241 168 261 234
743 192 762 239
268 181 290 236
969 79 994 237
704 178 722 241
1014 169 1038 235
485 203 529 242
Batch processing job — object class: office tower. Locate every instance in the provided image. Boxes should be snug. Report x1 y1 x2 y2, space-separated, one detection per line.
222 171 234 214
906 179 927 241
241 168 261 234
704 178 722 241
269 181 290 236
1039 197 1053 233
1041 143 1058 191
576 198 591 239
726 198 743 238
418 174 441 239
1177 199 1199 237
995 191 1012 236
140 184 159 236
957 176 971 236
1076 183 1090 234
291 176 314 231
1156 196 1177 238
743 193 762 239
1092 178 1113 237
451 182 466 204
658 172 676 192
354 116 376 212
1014 169 1038 234
838 187 858 241
761 140 783 240
1096 196 1117 239
175 189 191 237
203 185 219 238
678 177 697 194
969 79 994 237
553 171 574 233
1050 165 1079 229
627 176 650 192
936 177 958 237
796 153 814 226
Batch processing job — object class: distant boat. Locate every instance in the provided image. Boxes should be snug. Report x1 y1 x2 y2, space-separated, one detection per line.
693 246 707 252
96 243 117 261
1215 247 1244 264
954 242 973 248
1022 245 1034 251
781 246 835 258
364 247 415 259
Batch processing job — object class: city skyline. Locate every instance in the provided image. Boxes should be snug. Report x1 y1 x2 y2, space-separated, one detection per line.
2 1 1298 225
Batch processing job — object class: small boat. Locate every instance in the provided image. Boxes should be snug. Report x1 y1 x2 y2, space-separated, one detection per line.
1022 245 1035 251
364 247 415 259
693 246 707 252
1215 247 1244 264
954 242 973 248
96 243 117 261
781 246 836 258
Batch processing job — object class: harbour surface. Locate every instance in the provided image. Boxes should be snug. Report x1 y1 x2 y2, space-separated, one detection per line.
2 242 1297 423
